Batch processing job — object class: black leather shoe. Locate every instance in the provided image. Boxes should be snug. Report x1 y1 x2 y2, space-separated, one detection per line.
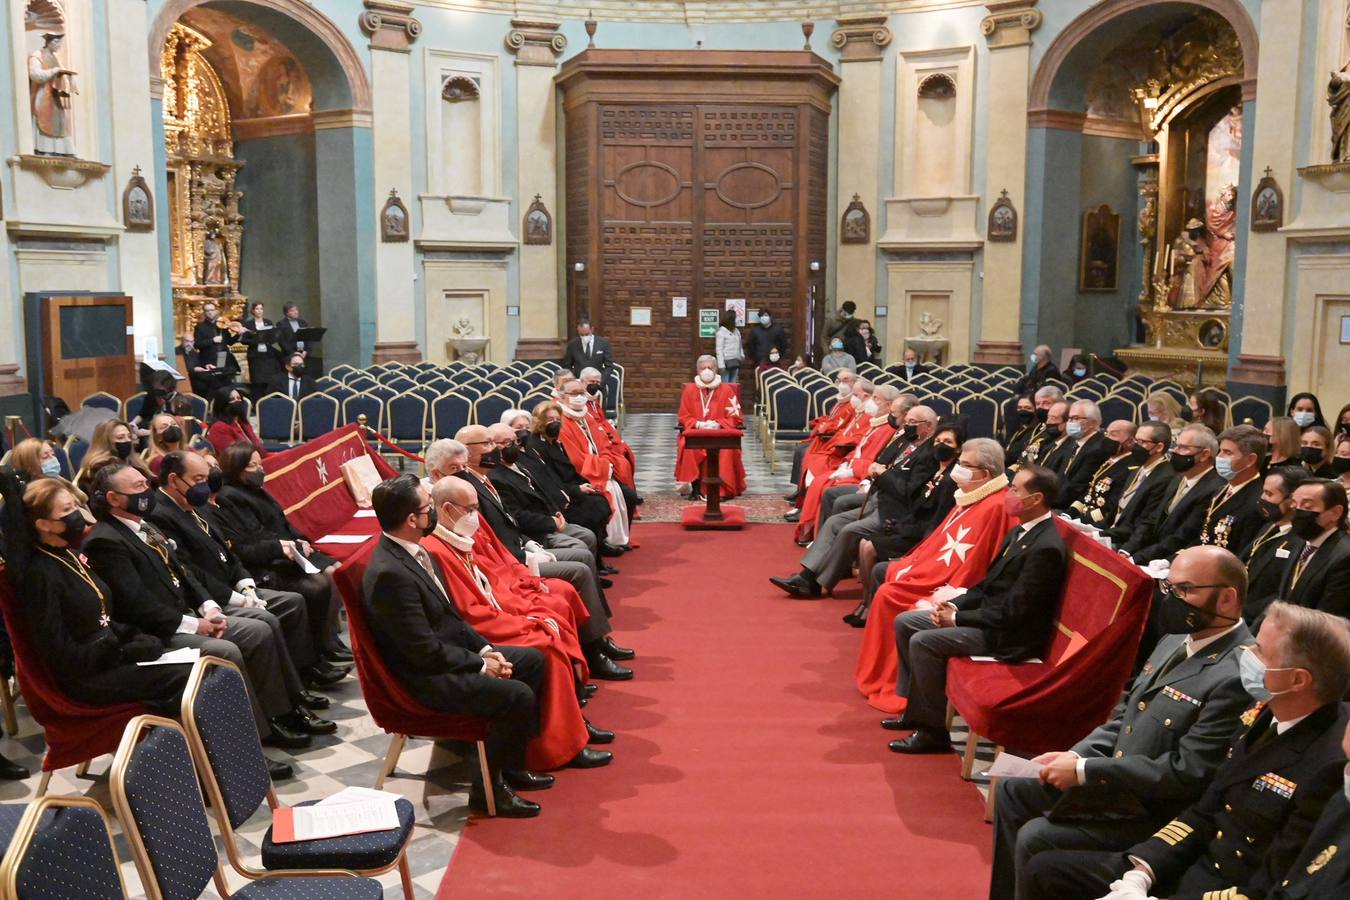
888 729 951 754
601 637 635 660
601 543 626 558
264 720 313 750
0 753 30 781
589 652 633 681
688 492 705 503
279 707 337 736
880 717 916 731
783 491 801 503
769 574 820 598
324 644 354 663
599 564 620 576
566 747 613 768
581 683 599 698
783 509 801 523
299 690 331 710
503 769 555 791
585 720 615 745
267 758 295 781
599 577 614 589
303 665 348 689
469 783 541 818
842 604 869 628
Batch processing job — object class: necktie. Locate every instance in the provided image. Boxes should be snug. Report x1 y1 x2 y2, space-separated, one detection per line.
585 337 592 356
1116 464 1151 512
1147 642 1188 689
415 548 451 602
290 378 299 399
1167 478 1191 513
1289 542 1317 590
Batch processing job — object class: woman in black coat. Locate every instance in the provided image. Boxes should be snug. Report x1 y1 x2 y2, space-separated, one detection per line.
523 403 614 551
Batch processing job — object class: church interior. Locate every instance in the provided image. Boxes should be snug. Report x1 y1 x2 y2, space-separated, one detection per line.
0 0 1349 897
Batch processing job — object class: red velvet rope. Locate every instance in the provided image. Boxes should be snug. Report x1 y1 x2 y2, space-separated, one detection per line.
363 426 425 463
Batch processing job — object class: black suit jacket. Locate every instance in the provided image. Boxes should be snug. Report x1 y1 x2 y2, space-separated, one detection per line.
1105 461 1177 544
1038 435 1077 477
1280 530 1350 617
455 471 527 563
361 536 490 711
1198 476 1264 559
147 492 250 604
1263 791 1350 899
266 373 319 400
746 322 790 364
489 465 561 542
213 484 335 572
884 362 930 382
242 319 282 383
873 440 939 523
1068 451 1142 526
1242 524 1295 625
521 438 609 533
1123 469 1225 562
1056 431 1114 508
277 317 311 357
84 515 212 641
953 517 1067 661
562 334 614 376
193 320 241 369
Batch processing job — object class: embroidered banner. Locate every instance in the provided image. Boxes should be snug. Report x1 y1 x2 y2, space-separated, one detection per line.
261 425 397 539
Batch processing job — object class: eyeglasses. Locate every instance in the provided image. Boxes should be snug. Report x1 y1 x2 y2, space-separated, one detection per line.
1159 580 1226 600
462 439 492 446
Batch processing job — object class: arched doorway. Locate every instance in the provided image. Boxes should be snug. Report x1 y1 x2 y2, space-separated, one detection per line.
148 0 374 368
1022 0 1258 386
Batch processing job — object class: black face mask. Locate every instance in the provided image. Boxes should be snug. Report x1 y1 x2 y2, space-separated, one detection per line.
933 443 957 462
207 467 224 495
585 383 602 396
1170 451 1197 473
1300 446 1325 466
118 488 156 517
1042 424 1061 440
515 429 530 446
501 443 521 465
291 366 305 376
421 507 438 537
544 420 562 440
1257 498 1284 522
886 414 899 429
1017 409 1035 425
243 469 266 489
56 510 88 548
178 476 212 508
1291 508 1325 541
1333 457 1350 475
1099 438 1120 457
113 440 134 460
161 426 182 445
1036 408 1049 424
902 425 919 443
480 447 501 469
227 401 248 419
1157 590 1235 635
1179 407 1194 422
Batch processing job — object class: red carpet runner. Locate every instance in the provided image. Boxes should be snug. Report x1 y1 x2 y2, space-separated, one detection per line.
439 523 992 898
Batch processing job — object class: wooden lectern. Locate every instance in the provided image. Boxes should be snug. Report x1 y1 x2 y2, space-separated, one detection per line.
679 428 746 530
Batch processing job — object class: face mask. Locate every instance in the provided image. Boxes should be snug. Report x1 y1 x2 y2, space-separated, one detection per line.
1290 508 1325 540
452 509 479 538
501 443 521 465
933 443 957 463
885 414 899 429
951 464 974 486
1148 414 1163 423
850 396 863 410
207 467 224 495
227 401 248 419
420 506 438 537
586 383 602 396
1239 647 1298 704
841 312 852 320
698 369 716 384
831 340 844 351
836 383 851 398
41 458 62 477
769 351 780 362
1028 353 1039 367
544 420 562 439
1215 456 1236 481
114 440 134 460
1100 438 1120 457
1042 424 1061 440
1157 590 1235 635
1292 411 1315 428
118 488 156 517
1257 498 1284 522
863 400 879 416
902 425 919 443
1004 491 1027 517
1179 407 1195 422
1066 421 1083 440
515 429 530 446
291 365 305 376
161 426 182 445
479 447 501 469
1017 409 1035 425
568 395 588 410
1170 451 1197 474
760 316 771 327
1334 458 1350 475
905 361 917 370
243 469 266 489
184 480 212 508
1300 446 1325 466
1072 368 1087 377
1036 408 1049 424
56 510 88 548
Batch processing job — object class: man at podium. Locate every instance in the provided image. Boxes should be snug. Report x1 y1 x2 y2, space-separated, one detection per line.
675 355 746 501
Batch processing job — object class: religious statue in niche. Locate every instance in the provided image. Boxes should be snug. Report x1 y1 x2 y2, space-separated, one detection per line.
524 194 552 245
201 230 227 284
27 27 77 156
840 194 870 243
987 189 1017 242
1329 60 1350 162
1079 204 1120 292
123 166 154 232
381 189 409 242
1250 168 1283 232
1165 184 1236 308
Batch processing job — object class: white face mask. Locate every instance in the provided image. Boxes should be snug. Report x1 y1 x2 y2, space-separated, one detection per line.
1292 411 1315 428
837 383 851 398
860 329 871 338
698 369 716 384
452 510 480 538
568 395 588 410
863 399 880 416
850 395 863 410
769 351 780 362
760 316 771 327
951 464 974 486
904 360 917 369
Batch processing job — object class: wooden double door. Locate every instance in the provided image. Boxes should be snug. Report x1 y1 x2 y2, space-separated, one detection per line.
559 50 836 411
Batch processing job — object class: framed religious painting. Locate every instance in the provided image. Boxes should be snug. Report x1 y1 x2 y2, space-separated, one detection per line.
840 194 870 243
987 189 1016 242
122 167 154 232
523 194 552 245
1250 168 1282 232
1079 204 1119 292
381 188 409 243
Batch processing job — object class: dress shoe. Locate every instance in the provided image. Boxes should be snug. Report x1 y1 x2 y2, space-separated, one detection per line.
599 577 614 589
267 758 295 781
303 665 348 689
888 729 951 754
324 645 354 664
469 782 541 818
783 509 801 523
589 652 634 681
585 720 615 745
503 769 555 791
566 747 613 769
783 491 801 503
299 690 331 710
278 707 337 736
581 682 599 697
842 603 869 628
769 574 821 598
599 564 620 576
0 752 30 781
880 717 916 731
264 720 313 750
601 543 626 558
688 492 705 503
601 636 635 660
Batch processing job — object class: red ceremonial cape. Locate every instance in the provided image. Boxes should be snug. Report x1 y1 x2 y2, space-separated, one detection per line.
798 406 871 501
794 420 896 542
559 414 616 505
674 381 747 497
855 477 1014 712
469 519 590 640
587 399 637 488
811 396 853 434
421 530 588 770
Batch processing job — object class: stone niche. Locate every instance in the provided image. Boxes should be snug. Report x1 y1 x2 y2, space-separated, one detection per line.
884 259 973 364
421 257 509 363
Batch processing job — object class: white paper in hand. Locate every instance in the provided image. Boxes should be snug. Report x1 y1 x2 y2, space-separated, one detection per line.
985 752 1044 779
293 551 322 575
138 647 202 667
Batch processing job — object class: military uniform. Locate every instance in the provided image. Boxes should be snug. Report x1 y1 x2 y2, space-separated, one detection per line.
991 626 1253 900
1023 702 1350 900
1242 523 1295 625
1057 431 1116 509
1068 450 1144 526
1260 791 1350 899
1199 476 1264 559
1038 434 1077 476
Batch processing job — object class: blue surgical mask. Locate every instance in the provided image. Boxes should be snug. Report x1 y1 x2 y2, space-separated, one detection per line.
1215 456 1235 481
1292 411 1315 428
40 457 62 477
1072 367 1087 377
1344 767 1350 803
1029 353 1038 366
1239 647 1297 704
831 340 844 351
1066 421 1083 440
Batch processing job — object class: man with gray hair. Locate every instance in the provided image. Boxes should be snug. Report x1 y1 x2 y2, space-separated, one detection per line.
1056 399 1113 508
814 388 915 526
423 438 468 492
1016 343 1062 395
1121 424 1225 564
1067 419 1140 526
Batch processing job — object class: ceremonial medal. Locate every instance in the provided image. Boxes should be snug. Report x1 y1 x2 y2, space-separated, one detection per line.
1240 704 1264 727
1306 845 1337 874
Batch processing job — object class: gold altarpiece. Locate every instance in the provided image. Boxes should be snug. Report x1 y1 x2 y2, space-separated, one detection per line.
1115 21 1244 387
161 24 247 337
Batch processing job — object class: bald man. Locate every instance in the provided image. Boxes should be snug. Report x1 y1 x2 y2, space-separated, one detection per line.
484 423 599 560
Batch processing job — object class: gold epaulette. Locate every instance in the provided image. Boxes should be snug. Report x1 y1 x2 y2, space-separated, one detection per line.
1154 819 1194 847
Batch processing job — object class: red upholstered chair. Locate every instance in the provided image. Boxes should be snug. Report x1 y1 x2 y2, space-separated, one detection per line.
945 520 1153 781
0 566 152 795
332 545 496 814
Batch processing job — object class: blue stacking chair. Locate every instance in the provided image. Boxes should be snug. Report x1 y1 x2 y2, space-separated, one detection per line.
328 364 357 382
474 393 514 427
50 444 73 480
80 391 121 413
324 382 356 406
386 394 429 459
343 394 384 432
64 437 89 473
956 395 998 439
414 369 443 385
347 376 377 393
298 393 339 441
255 393 297 452
1098 395 1137 426
364 384 397 404
1230 395 1273 428
603 369 623 422
315 376 340 390
111 712 382 900
520 391 553 413
808 382 837 417
926 396 955 418
483 369 512 387
411 384 442 404
764 384 811 474
122 391 146 421
519 370 551 388
504 360 531 375
384 377 417 393
432 394 473 439
0 796 126 898
531 360 562 376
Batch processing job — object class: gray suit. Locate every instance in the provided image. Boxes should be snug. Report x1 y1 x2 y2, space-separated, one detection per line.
990 624 1253 900
802 495 881 589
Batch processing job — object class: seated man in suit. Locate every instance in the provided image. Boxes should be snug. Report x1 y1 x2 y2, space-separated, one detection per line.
1199 424 1267 557
887 348 928 382
1056 400 1115 509
1120 424 1224 564
506 407 613 558
562 319 613 378
814 393 920 526
1281 478 1350 617
1014 399 1070 473
267 352 318 400
1024 602 1350 900
1242 466 1307 623
485 423 600 564
82 463 324 775
889 464 1067 754
363 474 547 817
990 545 1253 900
1036 401 1077 475
1066 419 1141 526
1103 421 1175 546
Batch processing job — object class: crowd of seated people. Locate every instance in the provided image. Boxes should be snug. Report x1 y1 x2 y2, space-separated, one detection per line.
767 352 1350 900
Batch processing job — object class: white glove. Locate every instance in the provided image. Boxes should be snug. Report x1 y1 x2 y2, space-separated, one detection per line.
1096 869 1153 900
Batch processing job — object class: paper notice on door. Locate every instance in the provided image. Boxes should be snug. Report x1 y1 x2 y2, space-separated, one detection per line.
271 799 400 843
